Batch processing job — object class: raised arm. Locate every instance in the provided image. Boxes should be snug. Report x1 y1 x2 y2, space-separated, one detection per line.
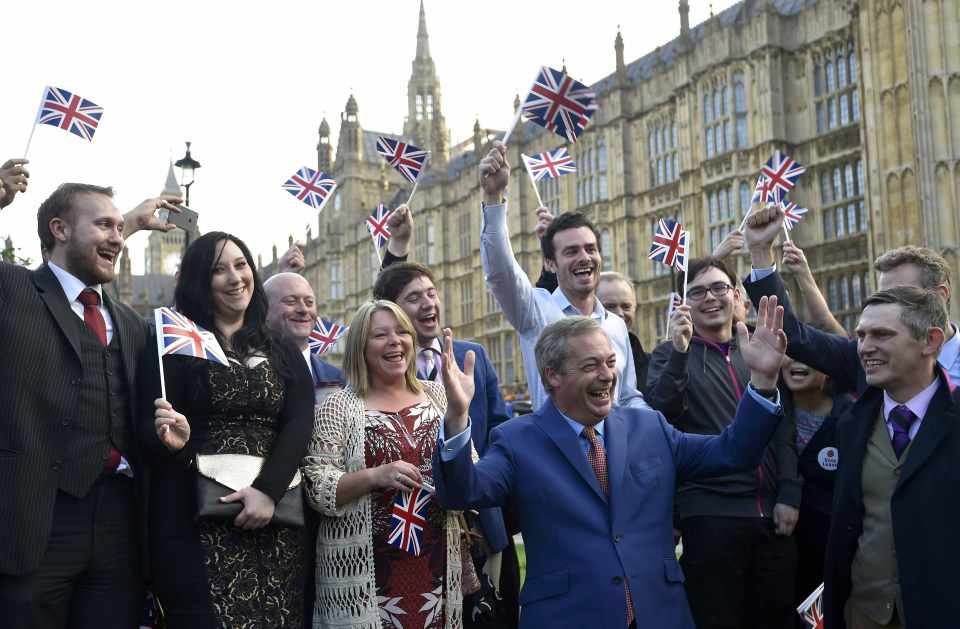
0 159 29 209
781 241 847 336
479 142 544 334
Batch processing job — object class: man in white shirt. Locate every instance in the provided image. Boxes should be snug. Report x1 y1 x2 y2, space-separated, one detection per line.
478 141 648 410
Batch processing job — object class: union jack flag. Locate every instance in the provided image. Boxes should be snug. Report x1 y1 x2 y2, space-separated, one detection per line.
282 166 337 210
521 147 577 182
36 86 103 142
388 486 431 556
797 583 824 629
309 318 348 356
667 292 682 320
781 200 809 230
760 151 806 204
366 203 392 249
376 136 428 184
751 175 774 207
521 66 598 143
648 218 688 271
154 307 228 366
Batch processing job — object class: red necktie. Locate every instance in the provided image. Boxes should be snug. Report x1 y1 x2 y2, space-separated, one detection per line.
78 289 121 473
583 426 635 627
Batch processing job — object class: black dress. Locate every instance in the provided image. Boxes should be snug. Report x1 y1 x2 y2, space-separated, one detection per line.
138 339 314 629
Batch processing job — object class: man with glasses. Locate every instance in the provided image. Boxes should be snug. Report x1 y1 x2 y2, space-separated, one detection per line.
646 257 800 629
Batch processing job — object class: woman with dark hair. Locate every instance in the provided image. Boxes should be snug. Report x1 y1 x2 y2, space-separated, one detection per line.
139 232 314 628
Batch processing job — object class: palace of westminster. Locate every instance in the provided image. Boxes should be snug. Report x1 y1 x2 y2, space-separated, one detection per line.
125 0 960 399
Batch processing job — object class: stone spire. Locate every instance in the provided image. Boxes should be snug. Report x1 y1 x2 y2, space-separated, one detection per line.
317 117 332 171
615 28 625 78
337 94 363 164
162 161 180 197
404 1 447 164
679 0 690 39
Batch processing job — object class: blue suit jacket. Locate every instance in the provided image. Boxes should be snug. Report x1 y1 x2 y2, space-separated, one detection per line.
433 392 783 628
451 339 511 552
309 353 343 386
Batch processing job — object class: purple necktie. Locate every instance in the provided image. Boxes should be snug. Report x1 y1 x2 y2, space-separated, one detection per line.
889 405 918 460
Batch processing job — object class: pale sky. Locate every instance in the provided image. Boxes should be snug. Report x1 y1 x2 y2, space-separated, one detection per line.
1 0 736 272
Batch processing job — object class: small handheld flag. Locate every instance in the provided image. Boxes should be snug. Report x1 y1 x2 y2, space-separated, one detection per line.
309 318 348 356
504 66 597 144
36 86 104 142
760 150 806 204
796 583 824 629
665 292 683 340
366 204 393 249
376 136 428 184
282 166 337 210
648 218 688 272
521 148 577 182
781 201 809 230
387 486 431 556
153 307 229 399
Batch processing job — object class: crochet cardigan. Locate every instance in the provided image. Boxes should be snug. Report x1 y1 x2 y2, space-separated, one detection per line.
303 381 466 629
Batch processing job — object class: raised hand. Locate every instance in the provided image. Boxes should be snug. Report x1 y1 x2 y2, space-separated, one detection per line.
736 295 787 390
743 203 783 268
534 206 555 240
154 398 191 451
122 195 184 238
0 159 30 209
670 304 694 353
479 141 509 204
278 242 305 273
440 327 475 434
712 229 744 259
781 241 811 278
386 204 413 256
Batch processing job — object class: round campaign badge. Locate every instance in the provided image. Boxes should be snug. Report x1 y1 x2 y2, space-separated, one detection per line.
817 447 839 471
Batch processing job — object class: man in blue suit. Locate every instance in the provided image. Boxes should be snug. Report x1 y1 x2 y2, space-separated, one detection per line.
433 296 789 629
372 256 516 623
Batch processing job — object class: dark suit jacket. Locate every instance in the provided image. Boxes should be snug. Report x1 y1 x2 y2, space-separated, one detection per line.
310 353 343 385
743 270 865 394
0 263 151 575
434 393 784 629
824 372 960 629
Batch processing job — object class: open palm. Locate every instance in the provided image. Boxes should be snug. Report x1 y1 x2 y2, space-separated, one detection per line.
737 295 787 386
440 328 475 419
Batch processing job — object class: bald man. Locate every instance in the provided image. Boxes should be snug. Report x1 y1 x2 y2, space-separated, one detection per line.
264 273 343 401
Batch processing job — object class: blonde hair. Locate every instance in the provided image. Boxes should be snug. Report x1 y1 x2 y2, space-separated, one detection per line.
342 300 423 398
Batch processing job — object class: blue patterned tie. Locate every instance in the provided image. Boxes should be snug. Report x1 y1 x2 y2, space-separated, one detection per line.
889 405 917 460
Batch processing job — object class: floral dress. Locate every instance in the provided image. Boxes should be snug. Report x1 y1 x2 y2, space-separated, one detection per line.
365 400 446 629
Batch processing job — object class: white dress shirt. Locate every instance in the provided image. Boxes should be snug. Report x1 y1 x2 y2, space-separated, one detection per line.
48 261 114 343
480 201 648 411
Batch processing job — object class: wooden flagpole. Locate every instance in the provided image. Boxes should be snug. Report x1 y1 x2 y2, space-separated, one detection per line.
153 309 168 400
521 155 545 208
405 153 430 209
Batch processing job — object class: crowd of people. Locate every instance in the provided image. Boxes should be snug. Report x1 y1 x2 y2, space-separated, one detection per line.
0 139 958 629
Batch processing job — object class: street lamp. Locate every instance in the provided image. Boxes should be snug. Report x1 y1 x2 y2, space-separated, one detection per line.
174 141 201 206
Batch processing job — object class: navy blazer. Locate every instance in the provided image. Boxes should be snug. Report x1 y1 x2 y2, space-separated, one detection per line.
743 270 865 395
824 372 960 629
451 339 511 552
433 392 783 628
309 353 343 385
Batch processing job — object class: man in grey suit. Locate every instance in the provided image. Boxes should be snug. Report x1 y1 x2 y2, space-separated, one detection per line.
0 174 181 629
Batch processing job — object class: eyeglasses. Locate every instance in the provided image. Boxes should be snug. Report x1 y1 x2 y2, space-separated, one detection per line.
686 282 733 301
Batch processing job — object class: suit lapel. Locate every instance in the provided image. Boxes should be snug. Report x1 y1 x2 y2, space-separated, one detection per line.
535 400 606 503
898 375 954 489
836 389 883 508
32 265 82 360
605 410 627 525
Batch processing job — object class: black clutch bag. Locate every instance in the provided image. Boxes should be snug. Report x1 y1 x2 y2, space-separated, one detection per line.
195 454 304 528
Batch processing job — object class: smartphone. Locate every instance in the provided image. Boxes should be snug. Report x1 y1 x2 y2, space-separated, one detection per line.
158 205 199 231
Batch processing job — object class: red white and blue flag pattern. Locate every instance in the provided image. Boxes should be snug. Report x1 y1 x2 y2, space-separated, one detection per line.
376 136 428 184
797 583 824 629
282 166 337 210
309 318 348 356
667 292 682 320
521 66 598 143
36 86 103 142
154 307 228 366
781 200 809 230
751 175 774 207
648 218 688 271
521 147 577 182
366 204 392 249
760 150 806 204
388 486 431 556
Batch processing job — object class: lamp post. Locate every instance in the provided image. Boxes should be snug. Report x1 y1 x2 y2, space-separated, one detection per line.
174 141 201 206
174 141 201 252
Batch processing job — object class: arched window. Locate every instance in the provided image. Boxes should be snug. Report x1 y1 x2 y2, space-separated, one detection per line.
740 181 751 216
601 230 613 271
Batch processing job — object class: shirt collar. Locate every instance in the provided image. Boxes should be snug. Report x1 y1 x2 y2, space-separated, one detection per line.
550 287 605 321
419 337 443 354
557 407 605 440
47 261 102 304
883 376 940 422
938 322 960 370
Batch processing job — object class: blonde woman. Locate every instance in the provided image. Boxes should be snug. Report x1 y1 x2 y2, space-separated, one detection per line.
303 300 475 629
